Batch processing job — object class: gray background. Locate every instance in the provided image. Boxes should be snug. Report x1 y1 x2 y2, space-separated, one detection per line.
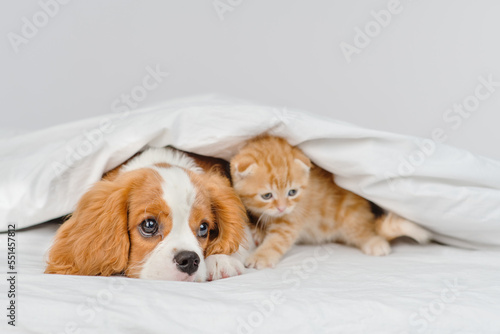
1 0 499 159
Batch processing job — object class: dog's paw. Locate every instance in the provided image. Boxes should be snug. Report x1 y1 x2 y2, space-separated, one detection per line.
361 236 391 256
245 251 281 269
205 254 245 281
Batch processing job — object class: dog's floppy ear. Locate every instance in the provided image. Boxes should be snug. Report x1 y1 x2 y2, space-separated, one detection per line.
204 173 247 256
45 174 134 276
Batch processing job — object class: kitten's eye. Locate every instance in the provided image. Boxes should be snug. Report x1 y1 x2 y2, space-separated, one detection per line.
197 221 209 238
139 219 159 237
261 193 273 200
288 189 298 197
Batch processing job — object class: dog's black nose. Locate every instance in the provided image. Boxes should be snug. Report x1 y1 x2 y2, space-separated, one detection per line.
173 251 200 275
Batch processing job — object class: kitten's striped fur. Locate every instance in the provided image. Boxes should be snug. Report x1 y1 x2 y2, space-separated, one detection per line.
230 135 431 269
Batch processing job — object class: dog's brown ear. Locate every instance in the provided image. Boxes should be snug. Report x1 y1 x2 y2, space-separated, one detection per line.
45 174 134 276
204 173 247 256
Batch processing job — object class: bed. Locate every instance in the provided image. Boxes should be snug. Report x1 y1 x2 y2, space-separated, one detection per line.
1 96 499 333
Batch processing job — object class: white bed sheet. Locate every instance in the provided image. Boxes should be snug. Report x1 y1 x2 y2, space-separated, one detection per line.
1 95 500 333
1 222 499 334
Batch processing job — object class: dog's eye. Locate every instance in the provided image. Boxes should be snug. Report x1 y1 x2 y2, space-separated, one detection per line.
197 222 209 238
139 219 158 237
261 193 273 200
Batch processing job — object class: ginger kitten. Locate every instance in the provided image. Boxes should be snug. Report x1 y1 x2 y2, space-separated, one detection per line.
230 135 431 269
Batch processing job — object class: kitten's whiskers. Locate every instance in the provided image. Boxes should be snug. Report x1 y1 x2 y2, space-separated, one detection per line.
255 210 272 231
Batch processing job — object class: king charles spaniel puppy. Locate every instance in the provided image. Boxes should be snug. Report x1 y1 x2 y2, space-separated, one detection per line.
45 147 250 282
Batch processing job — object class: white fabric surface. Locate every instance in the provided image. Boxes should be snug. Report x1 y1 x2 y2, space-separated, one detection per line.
0 222 499 333
1 96 500 333
1 95 500 248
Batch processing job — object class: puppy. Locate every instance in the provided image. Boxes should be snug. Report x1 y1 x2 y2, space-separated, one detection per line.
45 147 249 282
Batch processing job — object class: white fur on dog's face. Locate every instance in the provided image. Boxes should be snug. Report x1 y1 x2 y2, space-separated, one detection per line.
139 167 207 282
45 147 247 281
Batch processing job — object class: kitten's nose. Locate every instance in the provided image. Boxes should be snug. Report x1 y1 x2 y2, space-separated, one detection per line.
277 206 286 213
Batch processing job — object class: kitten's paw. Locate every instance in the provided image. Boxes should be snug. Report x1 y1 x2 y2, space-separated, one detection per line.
245 251 280 269
205 254 245 281
251 229 264 247
361 237 391 256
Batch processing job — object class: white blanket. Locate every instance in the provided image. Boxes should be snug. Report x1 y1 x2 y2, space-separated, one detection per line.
1 95 500 248
1 96 500 333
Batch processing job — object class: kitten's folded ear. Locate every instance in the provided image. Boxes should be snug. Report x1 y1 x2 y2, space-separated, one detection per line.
230 156 256 180
292 147 312 172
